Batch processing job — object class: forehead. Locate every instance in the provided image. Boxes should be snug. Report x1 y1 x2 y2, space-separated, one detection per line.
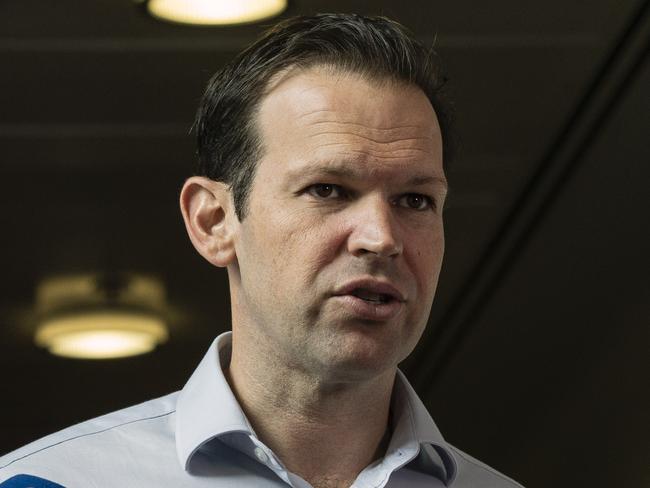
260 67 438 130
255 67 444 178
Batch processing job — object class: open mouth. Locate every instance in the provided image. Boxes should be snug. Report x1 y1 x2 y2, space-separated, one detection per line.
350 288 394 304
333 281 403 320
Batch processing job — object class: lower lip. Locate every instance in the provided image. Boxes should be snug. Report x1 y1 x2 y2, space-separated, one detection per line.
332 295 403 321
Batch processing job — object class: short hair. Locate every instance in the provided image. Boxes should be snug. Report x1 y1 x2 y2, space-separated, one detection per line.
195 13 454 220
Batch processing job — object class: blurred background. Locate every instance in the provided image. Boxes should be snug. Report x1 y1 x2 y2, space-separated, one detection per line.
1 1 648 486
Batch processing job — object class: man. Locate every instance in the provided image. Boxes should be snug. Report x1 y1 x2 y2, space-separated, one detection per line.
0 14 524 488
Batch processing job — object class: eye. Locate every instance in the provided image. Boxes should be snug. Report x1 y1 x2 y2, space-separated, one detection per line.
397 193 434 211
306 184 344 199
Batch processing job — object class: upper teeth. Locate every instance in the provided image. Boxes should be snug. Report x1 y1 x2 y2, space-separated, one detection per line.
353 289 388 302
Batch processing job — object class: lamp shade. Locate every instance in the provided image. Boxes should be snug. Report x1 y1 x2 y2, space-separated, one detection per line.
34 273 169 359
146 0 287 26
36 311 168 359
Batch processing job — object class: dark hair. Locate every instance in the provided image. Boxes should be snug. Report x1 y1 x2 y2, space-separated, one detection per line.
195 13 454 220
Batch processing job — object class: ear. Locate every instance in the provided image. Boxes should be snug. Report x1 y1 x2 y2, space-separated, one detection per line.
179 176 237 268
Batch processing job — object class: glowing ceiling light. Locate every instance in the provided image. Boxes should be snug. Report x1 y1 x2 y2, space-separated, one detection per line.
36 312 168 359
146 0 287 26
34 273 169 360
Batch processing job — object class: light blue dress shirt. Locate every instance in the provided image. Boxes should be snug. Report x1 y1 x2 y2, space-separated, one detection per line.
0 332 524 487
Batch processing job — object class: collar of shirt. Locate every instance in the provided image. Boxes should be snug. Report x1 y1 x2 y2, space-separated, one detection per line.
175 331 458 487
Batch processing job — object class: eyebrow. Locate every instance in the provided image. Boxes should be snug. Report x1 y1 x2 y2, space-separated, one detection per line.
406 174 449 191
287 165 449 192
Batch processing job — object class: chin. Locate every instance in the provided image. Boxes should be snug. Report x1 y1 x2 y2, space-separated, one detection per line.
307 310 424 379
316 334 404 382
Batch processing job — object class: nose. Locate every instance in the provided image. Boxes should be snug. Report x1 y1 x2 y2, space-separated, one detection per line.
347 196 403 258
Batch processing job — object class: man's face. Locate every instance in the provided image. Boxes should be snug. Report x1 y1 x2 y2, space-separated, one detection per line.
230 68 447 381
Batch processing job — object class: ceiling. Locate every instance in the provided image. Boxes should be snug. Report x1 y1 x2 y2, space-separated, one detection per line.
1 1 648 486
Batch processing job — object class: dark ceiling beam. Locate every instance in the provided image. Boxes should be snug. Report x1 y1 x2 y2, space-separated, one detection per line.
412 0 650 391
0 123 190 138
0 38 251 53
0 35 598 53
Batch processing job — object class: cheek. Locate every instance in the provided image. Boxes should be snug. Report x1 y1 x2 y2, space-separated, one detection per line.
254 209 344 282
408 231 444 293
290 216 348 281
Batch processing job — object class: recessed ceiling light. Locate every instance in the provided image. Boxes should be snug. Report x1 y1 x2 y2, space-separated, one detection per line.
36 311 168 359
34 273 169 360
145 0 287 26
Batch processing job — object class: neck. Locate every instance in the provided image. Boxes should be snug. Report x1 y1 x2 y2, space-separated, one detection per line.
226 327 396 488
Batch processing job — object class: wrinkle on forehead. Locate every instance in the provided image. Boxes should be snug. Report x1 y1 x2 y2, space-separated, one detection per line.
277 105 438 152
297 109 428 131
313 145 432 160
302 118 438 164
307 128 434 150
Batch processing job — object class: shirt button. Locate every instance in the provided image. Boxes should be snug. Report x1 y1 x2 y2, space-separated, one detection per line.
254 446 269 464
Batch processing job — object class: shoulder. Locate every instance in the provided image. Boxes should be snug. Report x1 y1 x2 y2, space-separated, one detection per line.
0 392 179 483
448 444 525 488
